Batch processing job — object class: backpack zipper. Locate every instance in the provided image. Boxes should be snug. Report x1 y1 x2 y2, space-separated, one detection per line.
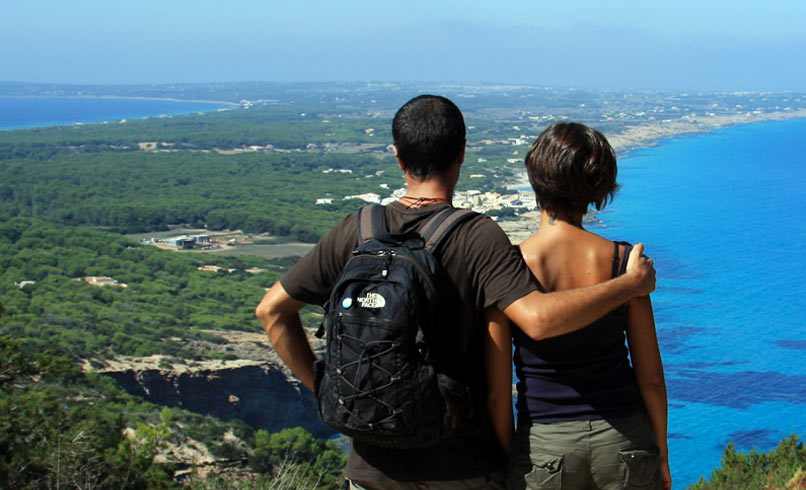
352 250 437 297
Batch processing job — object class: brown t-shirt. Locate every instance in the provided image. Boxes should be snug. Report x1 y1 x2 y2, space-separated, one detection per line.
280 201 537 482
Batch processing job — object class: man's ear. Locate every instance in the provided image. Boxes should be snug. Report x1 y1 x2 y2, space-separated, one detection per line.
457 143 466 166
393 145 406 171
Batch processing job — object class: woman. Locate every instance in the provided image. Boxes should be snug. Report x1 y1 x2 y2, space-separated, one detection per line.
488 122 671 490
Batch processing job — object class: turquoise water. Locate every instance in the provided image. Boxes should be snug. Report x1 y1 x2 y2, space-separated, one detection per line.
0 96 232 131
589 119 806 487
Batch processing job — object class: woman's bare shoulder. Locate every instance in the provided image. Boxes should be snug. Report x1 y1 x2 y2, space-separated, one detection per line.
521 228 620 289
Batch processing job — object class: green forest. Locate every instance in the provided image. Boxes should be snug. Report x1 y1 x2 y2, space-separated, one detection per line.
0 217 280 359
0 104 408 241
0 102 522 240
0 147 402 240
0 104 389 159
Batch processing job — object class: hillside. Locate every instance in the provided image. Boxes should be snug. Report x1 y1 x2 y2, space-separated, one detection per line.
0 217 346 486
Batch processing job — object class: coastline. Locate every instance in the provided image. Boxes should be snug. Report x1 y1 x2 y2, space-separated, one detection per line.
605 108 806 155
501 109 806 243
0 94 239 106
0 95 239 132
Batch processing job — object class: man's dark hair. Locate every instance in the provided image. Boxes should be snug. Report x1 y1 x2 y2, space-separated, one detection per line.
525 122 619 215
392 95 466 180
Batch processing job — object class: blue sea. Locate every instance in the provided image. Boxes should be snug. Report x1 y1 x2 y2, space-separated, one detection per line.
587 119 806 487
0 96 232 131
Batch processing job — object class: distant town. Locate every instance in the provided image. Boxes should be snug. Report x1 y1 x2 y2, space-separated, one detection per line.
338 185 535 215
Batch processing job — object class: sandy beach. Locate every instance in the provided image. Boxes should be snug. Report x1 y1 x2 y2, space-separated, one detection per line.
501 108 806 243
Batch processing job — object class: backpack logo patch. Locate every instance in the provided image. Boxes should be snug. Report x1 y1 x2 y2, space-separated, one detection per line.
356 292 385 309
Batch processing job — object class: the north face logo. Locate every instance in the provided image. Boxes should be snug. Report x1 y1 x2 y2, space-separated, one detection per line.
357 292 386 309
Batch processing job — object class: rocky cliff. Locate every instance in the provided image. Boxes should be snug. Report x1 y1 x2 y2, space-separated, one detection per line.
92 330 332 438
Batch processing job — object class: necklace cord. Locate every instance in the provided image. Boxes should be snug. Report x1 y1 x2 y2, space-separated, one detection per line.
399 196 451 208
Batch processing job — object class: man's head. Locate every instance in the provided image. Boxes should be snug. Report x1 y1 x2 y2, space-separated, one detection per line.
392 95 466 180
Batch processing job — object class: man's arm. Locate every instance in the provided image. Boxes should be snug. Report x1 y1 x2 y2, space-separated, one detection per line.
503 243 655 341
255 281 317 391
484 308 514 454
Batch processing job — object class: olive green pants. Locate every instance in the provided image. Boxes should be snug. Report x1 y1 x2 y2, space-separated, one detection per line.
507 412 660 490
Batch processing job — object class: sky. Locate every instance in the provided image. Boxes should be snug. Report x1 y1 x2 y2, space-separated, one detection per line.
2 0 805 91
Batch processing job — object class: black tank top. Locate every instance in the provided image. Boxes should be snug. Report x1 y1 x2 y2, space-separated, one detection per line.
513 241 644 424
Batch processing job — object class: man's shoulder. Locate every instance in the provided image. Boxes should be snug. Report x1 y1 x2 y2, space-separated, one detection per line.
450 211 513 246
303 211 359 252
278 212 359 305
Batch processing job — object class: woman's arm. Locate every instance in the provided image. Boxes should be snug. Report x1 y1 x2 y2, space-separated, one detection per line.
484 308 514 454
626 295 672 490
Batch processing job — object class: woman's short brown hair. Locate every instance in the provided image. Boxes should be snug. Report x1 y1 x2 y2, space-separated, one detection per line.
524 122 619 215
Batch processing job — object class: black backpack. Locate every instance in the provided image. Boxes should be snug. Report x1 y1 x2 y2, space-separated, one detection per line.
314 204 476 448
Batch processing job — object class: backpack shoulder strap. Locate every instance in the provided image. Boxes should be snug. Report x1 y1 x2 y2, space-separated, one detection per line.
420 207 477 254
357 204 388 244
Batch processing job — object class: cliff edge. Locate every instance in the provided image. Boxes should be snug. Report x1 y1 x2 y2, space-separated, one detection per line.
88 329 332 438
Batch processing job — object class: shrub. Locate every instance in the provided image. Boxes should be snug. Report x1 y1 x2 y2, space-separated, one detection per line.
687 434 805 490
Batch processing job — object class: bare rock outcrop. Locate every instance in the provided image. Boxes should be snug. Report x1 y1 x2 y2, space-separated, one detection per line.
92 329 332 438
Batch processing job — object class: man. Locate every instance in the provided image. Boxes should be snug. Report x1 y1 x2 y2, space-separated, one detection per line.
255 95 655 489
